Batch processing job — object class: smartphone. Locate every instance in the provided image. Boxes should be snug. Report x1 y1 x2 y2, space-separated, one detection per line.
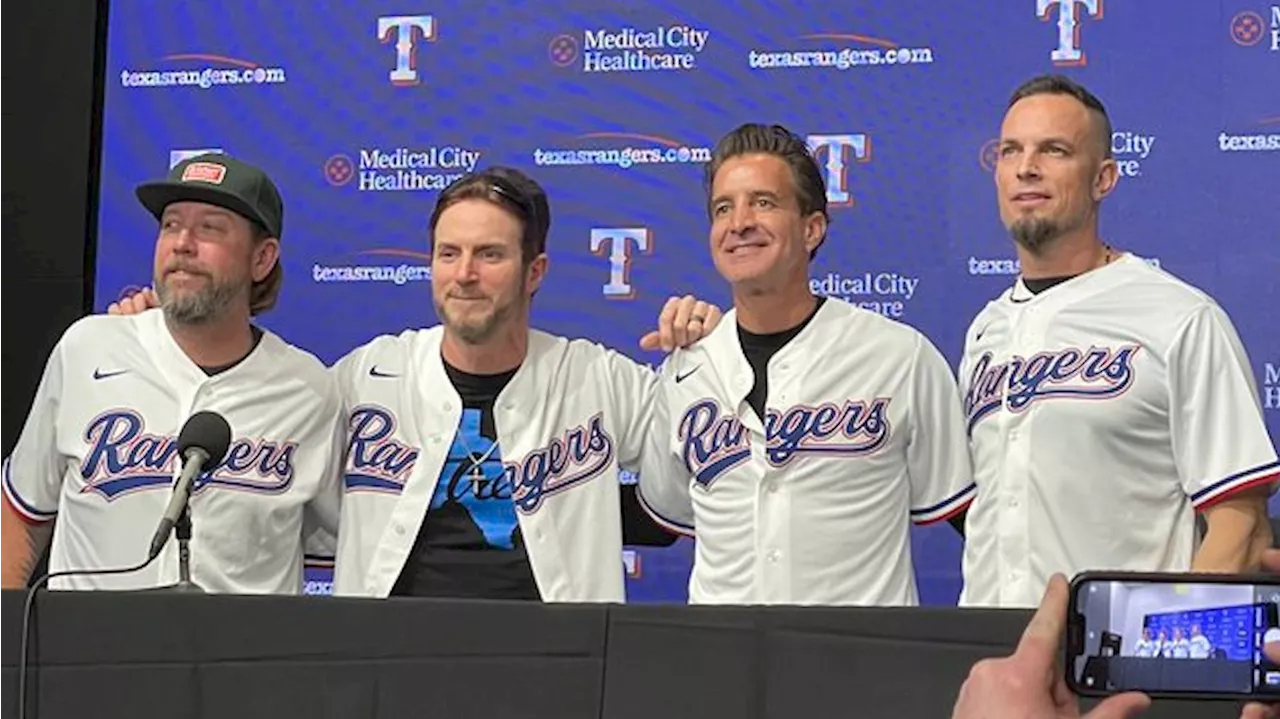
1066 571 1280 700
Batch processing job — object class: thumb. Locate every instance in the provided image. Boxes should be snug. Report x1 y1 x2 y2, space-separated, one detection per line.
1084 692 1150 719
639 331 661 351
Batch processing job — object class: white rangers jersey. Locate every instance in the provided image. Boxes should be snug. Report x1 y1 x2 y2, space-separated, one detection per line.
958 254 1280 607
330 327 655 601
639 298 977 605
2 309 344 592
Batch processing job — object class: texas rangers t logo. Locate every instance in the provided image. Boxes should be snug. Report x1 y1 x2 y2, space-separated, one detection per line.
964 344 1141 434
679 398 893 489
80 410 297 499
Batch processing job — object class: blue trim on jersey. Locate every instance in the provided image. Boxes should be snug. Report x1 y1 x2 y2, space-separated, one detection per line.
343 473 404 492
2 458 57 521
910 482 977 518
1190 460 1280 502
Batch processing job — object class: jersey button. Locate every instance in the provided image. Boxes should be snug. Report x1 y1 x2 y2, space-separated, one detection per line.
767 549 782 563
394 524 405 536
443 402 453 412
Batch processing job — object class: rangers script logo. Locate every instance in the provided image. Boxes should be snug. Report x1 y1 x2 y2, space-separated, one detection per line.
508 413 615 514
80 410 297 499
964 344 1142 434
344 405 420 494
679 398 893 489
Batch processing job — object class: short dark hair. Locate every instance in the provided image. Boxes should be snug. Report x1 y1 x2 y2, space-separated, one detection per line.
704 123 829 258
1007 74 1113 159
429 166 551 264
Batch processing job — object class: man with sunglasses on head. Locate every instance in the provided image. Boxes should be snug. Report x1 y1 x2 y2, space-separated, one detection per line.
330 166 719 601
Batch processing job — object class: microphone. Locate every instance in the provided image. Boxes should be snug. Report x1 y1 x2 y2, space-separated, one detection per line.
147 410 232 560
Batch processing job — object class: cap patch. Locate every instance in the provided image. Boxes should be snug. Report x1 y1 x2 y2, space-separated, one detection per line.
181 162 227 184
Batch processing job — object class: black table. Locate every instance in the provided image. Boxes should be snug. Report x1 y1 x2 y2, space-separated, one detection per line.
0 591 1247 719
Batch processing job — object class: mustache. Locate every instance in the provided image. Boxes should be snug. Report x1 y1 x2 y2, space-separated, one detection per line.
163 262 209 276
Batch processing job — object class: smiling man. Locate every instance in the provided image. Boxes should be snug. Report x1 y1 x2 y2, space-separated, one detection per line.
958 75 1279 608
638 124 976 606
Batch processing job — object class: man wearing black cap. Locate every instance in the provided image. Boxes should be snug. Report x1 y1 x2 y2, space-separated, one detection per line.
1 154 345 593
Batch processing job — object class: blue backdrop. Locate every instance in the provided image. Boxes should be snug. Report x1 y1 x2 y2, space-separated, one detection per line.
93 0 1280 603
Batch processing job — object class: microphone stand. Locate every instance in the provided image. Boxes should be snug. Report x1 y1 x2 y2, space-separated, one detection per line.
137 504 205 594
171 505 203 593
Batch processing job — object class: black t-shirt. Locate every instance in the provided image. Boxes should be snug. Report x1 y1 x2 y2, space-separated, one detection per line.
1018 275 1076 298
738 297 826 419
391 361 541 600
198 326 264 376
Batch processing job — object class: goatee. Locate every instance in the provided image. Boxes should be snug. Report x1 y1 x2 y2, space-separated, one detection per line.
1008 218 1062 256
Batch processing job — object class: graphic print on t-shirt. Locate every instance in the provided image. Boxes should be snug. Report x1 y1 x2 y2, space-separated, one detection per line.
429 407 517 549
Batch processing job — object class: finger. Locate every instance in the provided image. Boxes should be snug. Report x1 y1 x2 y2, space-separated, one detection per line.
701 304 723 334
658 296 680 352
671 295 696 350
143 287 160 308
1083 692 1150 719
1016 573 1070 663
106 301 121 315
1240 702 1280 719
128 293 150 314
689 300 715 342
1266 640 1280 665
639 331 661 352
1262 548 1280 574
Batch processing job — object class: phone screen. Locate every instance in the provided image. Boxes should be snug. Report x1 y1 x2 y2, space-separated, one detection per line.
1070 578 1280 697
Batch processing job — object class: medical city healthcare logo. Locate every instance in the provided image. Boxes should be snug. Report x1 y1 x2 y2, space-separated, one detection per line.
324 146 483 192
1230 6 1280 49
749 31 935 72
533 132 711 170
1036 0 1103 66
378 15 437 85
548 23 710 72
120 53 287 89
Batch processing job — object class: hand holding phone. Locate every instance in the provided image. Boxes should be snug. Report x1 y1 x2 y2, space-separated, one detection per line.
952 574 1150 719
1066 571 1280 702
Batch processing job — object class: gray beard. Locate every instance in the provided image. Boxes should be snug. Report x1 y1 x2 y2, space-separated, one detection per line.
1008 218 1063 256
156 275 245 325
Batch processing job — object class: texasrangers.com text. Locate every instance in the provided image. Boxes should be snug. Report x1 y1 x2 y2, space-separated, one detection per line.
534 145 712 168
120 66 287 89
749 46 934 70
312 264 430 285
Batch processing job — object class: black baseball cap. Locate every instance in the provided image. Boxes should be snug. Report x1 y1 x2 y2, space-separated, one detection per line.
135 153 284 239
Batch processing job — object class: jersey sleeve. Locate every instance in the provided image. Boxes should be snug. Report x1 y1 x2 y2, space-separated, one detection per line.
1168 303 1280 509
602 349 658 473
3 339 67 524
905 334 977 525
636 353 695 536
303 375 347 570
